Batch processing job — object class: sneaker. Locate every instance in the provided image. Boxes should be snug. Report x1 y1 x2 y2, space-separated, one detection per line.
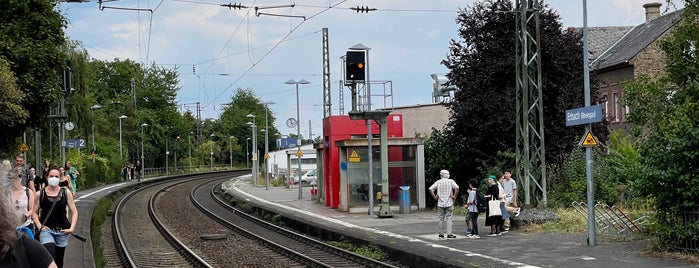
438 234 445 239
515 207 521 217
447 234 457 239
497 233 502 236
466 234 474 238
487 233 497 237
472 235 480 239
501 230 509 234
466 229 472 235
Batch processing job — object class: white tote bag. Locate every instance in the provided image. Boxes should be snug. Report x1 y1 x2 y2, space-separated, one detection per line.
488 198 502 216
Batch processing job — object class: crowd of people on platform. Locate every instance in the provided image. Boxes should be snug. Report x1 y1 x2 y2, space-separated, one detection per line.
429 169 521 240
1 153 80 268
121 160 142 182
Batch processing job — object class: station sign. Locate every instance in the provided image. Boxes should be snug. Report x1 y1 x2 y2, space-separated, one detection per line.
65 139 86 149
565 105 602 126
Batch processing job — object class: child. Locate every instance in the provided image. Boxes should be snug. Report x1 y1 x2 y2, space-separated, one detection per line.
463 186 473 236
466 179 481 238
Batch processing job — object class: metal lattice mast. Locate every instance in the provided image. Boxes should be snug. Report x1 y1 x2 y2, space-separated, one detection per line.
322 28 331 117
515 0 547 206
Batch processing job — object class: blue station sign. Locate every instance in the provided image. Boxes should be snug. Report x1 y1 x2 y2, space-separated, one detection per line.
565 105 602 126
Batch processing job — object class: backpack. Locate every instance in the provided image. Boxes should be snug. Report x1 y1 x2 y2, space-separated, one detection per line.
474 190 487 213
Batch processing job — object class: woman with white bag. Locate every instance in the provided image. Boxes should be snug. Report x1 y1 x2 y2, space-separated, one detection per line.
484 175 503 236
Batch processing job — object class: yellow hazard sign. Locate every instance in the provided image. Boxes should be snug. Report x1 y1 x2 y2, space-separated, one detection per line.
19 143 29 152
295 150 303 157
264 153 270 160
579 130 599 147
349 149 360 163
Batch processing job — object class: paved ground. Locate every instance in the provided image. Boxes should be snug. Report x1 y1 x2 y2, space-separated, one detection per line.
225 176 698 268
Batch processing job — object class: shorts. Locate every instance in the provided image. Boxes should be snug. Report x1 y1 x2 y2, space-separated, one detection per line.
465 211 472 221
39 228 70 247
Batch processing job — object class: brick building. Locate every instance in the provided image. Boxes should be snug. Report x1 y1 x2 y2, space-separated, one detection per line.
590 3 684 129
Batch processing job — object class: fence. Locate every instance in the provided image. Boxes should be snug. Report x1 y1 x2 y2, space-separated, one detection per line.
572 201 649 241
677 206 699 252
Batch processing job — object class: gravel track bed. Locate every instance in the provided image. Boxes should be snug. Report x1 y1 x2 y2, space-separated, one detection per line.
155 180 294 267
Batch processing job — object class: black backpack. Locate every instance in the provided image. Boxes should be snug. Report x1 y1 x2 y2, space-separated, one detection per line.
474 190 487 213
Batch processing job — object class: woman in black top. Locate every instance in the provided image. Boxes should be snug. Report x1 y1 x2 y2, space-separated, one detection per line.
32 166 78 268
483 175 503 236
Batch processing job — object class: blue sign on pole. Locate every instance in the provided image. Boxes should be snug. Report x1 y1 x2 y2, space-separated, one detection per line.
565 105 602 126
65 139 86 149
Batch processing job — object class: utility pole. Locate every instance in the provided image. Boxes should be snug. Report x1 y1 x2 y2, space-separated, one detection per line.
515 0 546 207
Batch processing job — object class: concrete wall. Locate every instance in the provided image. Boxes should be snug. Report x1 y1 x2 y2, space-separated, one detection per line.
388 103 450 138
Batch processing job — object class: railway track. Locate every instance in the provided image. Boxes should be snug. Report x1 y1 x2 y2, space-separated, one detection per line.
108 173 232 267
190 178 398 268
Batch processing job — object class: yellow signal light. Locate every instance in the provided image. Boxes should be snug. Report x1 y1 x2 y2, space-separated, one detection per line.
357 63 364 69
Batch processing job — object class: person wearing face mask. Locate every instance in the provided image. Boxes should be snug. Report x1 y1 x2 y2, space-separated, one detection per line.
32 166 78 268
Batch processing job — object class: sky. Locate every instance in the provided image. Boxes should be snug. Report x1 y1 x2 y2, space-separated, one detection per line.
58 0 684 139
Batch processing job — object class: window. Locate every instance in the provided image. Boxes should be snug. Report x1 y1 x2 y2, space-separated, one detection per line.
613 93 620 122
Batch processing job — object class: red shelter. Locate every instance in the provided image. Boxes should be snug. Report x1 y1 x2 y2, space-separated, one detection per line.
322 114 403 208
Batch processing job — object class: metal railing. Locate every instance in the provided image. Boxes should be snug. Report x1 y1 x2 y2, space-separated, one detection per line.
572 201 649 241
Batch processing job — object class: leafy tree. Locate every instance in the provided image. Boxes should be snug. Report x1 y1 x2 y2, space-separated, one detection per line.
441 0 607 181
0 57 28 129
0 0 67 148
218 88 279 166
624 2 699 251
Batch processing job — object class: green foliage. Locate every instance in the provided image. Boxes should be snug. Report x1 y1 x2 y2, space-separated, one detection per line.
0 57 28 128
0 0 67 148
548 148 616 207
328 238 388 261
441 0 608 184
622 2 699 251
602 131 645 203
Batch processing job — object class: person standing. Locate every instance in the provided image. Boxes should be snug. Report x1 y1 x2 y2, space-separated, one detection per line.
30 167 44 192
33 166 78 268
429 170 460 239
134 160 142 182
502 170 520 230
65 161 79 193
484 175 503 236
464 179 481 239
8 168 35 236
14 154 35 196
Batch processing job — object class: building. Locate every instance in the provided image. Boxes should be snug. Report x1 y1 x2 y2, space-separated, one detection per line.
590 2 683 128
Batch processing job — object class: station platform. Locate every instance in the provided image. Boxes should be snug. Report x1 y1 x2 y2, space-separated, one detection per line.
224 176 696 268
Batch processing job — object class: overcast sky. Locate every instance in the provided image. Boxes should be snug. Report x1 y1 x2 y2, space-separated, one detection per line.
59 0 683 138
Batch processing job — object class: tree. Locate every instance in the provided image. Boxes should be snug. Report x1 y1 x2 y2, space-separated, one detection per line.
0 57 28 130
218 88 279 166
624 2 699 251
441 0 606 180
0 0 67 149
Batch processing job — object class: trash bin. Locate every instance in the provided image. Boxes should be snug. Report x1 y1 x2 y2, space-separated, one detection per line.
398 186 411 214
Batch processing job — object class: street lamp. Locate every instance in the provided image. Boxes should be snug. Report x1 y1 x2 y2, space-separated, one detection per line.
262 101 275 191
140 123 148 176
246 115 257 186
90 104 101 163
284 79 310 200
229 136 234 170
210 133 215 171
118 115 128 162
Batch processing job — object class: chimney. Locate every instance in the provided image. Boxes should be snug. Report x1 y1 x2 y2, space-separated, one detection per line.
643 2 662 22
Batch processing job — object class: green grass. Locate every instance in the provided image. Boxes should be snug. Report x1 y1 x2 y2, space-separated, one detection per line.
328 237 388 261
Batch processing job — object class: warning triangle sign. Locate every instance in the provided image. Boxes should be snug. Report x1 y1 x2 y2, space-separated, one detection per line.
19 143 29 152
579 130 599 147
349 150 360 162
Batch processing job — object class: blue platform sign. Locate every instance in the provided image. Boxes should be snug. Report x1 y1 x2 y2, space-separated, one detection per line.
66 139 86 149
566 105 602 126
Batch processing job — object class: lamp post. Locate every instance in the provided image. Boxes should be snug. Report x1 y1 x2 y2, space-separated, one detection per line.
246 137 250 168
229 136 234 170
140 123 148 175
210 133 215 171
118 115 127 162
188 132 193 173
285 79 310 200
90 104 101 163
246 114 257 186
262 101 275 191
